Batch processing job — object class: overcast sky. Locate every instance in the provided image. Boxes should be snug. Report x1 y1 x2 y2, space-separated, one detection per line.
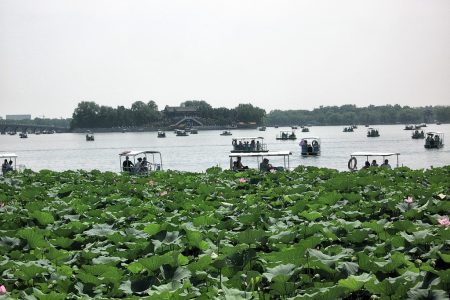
0 0 449 118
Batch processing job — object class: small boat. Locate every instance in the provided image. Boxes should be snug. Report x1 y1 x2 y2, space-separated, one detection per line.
367 128 380 137
190 129 198 134
119 150 163 174
220 130 232 136
157 131 166 138
176 130 189 136
291 126 298 129
352 125 358 129
276 131 297 140
343 127 354 132
436 122 442 125
229 151 292 171
86 132 94 141
424 132 444 149
0 152 18 173
415 123 427 129
411 130 425 139
274 125 279 128
347 152 400 171
301 127 310 133
404 125 414 130
231 137 268 152
300 138 320 156
258 126 266 131
19 133 28 138
365 124 369 127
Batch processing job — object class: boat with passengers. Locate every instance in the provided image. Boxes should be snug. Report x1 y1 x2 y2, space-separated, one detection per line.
424 132 444 149
299 137 321 156
119 150 163 174
157 130 166 138
348 152 400 171
86 131 94 141
229 151 292 171
411 130 425 139
231 137 268 153
276 131 297 140
367 127 380 137
176 130 189 136
220 130 232 136
343 126 354 132
1 153 18 175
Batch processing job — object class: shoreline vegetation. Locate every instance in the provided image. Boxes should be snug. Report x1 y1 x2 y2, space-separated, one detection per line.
2 103 449 132
0 166 449 298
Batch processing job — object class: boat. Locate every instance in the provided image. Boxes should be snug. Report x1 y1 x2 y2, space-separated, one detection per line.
367 128 380 137
404 125 414 130
347 152 400 171
291 126 298 129
190 129 198 134
86 132 94 141
19 133 28 138
365 124 369 127
176 130 189 136
119 150 163 174
276 131 297 140
231 137 268 153
220 130 232 136
411 130 425 139
424 132 444 149
229 151 292 171
436 122 442 125
352 125 358 129
274 125 279 128
343 127 354 132
1 152 18 174
301 127 310 133
258 126 266 131
299 137 321 156
157 131 166 138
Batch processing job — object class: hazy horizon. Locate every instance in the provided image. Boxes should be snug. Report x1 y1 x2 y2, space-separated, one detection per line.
1 0 449 118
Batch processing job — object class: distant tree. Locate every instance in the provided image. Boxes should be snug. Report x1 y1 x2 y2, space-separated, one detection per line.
235 103 266 124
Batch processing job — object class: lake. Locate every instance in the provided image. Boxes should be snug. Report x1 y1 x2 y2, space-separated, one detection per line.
1 124 449 172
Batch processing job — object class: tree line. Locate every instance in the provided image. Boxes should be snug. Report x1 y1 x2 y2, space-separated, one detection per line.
265 104 450 126
68 101 450 129
70 100 266 129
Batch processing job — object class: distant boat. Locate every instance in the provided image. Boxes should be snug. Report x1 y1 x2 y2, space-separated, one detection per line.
258 126 266 131
19 133 28 138
86 132 94 141
190 129 198 134
176 130 189 136
302 127 310 133
220 130 232 136
367 128 380 137
157 131 166 138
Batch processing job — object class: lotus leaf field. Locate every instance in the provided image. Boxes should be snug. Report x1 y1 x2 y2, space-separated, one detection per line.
0 166 449 299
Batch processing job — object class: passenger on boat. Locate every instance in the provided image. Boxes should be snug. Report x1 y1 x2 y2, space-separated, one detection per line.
256 141 261 151
134 157 143 173
312 140 319 152
362 161 371 169
250 140 255 151
259 158 274 172
381 159 391 169
238 141 243 151
371 160 378 167
122 156 134 172
2 159 11 175
141 157 149 172
234 156 248 170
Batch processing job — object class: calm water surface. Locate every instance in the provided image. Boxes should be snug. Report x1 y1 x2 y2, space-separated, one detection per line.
1 125 449 172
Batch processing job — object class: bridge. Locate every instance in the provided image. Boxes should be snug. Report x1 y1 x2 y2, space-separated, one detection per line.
173 116 204 127
0 121 70 134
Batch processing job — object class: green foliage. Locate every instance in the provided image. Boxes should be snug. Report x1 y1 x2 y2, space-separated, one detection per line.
0 166 449 298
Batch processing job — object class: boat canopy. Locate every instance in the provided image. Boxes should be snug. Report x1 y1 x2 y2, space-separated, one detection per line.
229 151 292 170
119 150 163 173
0 153 18 159
426 132 443 135
119 150 162 157
350 152 400 157
300 137 321 141
232 137 264 140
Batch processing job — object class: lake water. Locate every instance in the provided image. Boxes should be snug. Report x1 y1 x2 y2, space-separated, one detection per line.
1 124 449 172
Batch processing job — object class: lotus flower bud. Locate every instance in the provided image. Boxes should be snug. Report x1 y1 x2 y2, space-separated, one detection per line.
0 285 6 295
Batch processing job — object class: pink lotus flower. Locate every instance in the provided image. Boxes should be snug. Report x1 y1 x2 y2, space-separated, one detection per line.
239 178 247 183
437 216 450 227
0 285 6 295
404 196 413 204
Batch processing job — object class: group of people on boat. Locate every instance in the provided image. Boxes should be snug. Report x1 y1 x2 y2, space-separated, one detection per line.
232 156 278 172
299 139 320 154
1 159 14 175
362 159 391 169
232 139 262 152
425 134 441 146
122 156 150 174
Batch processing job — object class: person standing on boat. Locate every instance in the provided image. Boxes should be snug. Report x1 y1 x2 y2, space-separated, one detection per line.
2 159 9 175
122 156 134 172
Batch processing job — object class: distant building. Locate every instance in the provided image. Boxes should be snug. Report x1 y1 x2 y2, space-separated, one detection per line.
6 114 31 120
163 106 198 117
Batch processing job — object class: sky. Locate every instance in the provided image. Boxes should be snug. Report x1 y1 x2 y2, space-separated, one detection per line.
0 0 449 118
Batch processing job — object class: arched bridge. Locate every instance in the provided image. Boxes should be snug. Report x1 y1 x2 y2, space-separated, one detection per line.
174 116 203 127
